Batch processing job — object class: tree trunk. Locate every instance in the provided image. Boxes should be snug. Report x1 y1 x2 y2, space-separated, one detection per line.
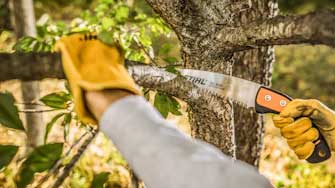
0 0 12 31
233 0 278 166
9 0 44 149
145 0 277 160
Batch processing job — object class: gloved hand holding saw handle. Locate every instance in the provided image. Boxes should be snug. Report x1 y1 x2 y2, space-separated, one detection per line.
254 87 332 163
271 98 335 162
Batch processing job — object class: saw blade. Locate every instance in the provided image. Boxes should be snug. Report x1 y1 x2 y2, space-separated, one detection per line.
127 64 261 108
178 69 261 108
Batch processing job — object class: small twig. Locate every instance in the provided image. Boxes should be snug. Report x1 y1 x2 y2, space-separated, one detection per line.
133 36 156 64
15 102 48 107
18 109 62 113
50 129 98 188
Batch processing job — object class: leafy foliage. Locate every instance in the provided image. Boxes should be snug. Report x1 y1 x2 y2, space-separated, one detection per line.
91 172 110 188
15 143 63 188
80 0 170 62
0 145 18 170
40 91 72 109
154 92 182 118
14 0 172 64
13 36 54 53
0 92 24 130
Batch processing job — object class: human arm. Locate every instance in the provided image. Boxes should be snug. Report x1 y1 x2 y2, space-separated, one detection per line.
85 91 273 188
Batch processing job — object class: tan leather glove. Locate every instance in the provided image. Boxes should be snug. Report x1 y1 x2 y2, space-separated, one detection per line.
273 99 335 159
55 33 141 124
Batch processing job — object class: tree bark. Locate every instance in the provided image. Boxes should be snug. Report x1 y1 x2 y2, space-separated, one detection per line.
146 0 253 157
231 0 278 166
214 9 335 54
9 0 44 149
0 53 64 81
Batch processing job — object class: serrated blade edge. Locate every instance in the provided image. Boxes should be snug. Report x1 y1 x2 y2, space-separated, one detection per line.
179 69 261 108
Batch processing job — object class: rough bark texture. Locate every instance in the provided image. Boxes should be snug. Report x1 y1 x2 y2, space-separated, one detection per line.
9 0 44 149
231 0 278 166
145 0 257 157
0 53 64 81
144 0 282 161
215 9 335 54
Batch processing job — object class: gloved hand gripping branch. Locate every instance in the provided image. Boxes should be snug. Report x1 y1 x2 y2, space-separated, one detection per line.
55 33 141 124
273 99 335 159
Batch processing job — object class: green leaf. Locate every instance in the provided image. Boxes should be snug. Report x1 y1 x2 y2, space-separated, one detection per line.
40 92 71 109
0 145 19 170
165 65 181 75
154 93 169 118
98 30 115 46
159 43 173 55
62 113 72 142
168 96 182 116
91 172 110 188
62 113 72 126
102 17 115 30
44 113 66 144
16 143 63 188
13 37 36 52
154 92 182 118
163 57 178 64
115 6 129 22
0 92 24 130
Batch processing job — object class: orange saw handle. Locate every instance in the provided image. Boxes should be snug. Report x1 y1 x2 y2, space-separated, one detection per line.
255 86 331 163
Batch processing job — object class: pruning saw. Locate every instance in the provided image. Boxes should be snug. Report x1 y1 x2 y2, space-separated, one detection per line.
128 65 331 163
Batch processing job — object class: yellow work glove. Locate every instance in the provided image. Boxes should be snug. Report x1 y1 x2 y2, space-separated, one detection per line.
273 99 335 159
55 33 141 124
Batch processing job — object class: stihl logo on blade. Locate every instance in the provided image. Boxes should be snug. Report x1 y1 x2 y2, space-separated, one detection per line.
184 76 206 85
184 75 224 90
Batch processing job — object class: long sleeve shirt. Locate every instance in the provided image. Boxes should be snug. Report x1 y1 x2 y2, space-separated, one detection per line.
100 96 273 188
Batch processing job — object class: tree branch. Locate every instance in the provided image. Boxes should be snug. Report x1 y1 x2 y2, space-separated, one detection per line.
0 52 201 103
0 52 236 155
213 9 335 54
0 53 64 81
144 0 188 33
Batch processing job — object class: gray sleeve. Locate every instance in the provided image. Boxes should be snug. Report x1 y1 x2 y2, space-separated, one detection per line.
100 96 273 188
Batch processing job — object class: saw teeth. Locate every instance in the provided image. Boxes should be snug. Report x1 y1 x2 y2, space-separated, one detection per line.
194 88 248 108
129 65 251 109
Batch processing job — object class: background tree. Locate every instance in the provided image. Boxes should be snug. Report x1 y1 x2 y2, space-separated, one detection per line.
8 0 44 150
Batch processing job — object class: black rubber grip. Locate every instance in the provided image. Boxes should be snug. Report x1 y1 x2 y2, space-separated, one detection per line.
306 130 331 163
255 86 331 163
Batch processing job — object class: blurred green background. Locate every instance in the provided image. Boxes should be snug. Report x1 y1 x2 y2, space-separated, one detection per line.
0 0 334 188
